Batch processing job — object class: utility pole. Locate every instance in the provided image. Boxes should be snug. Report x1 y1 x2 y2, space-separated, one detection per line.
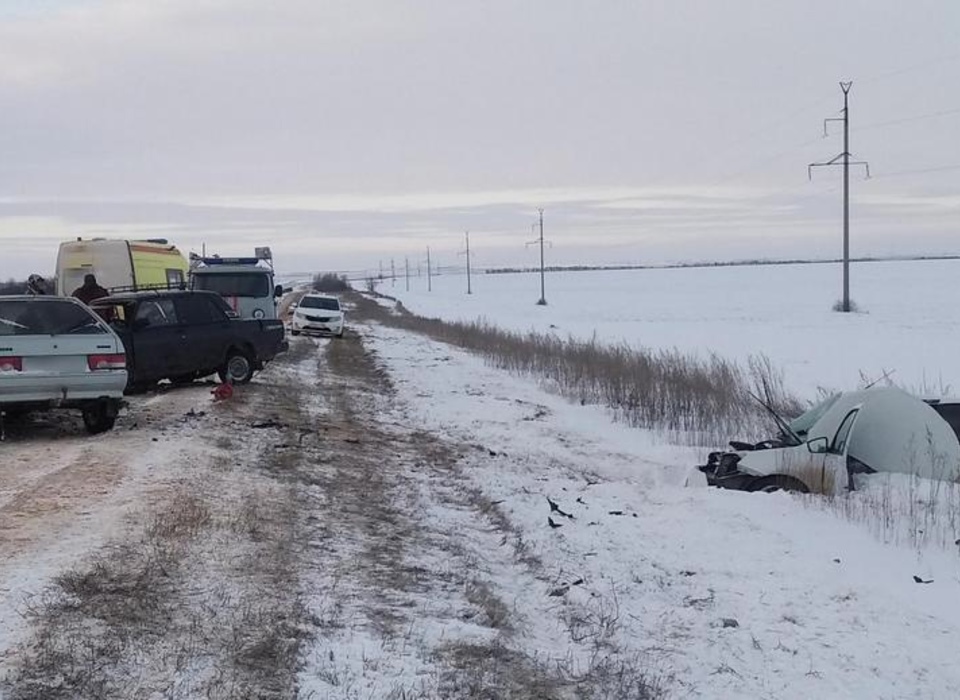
464 231 472 294
426 247 432 292
405 257 410 292
809 81 870 313
457 231 473 294
391 258 395 287
525 208 548 305
378 260 383 280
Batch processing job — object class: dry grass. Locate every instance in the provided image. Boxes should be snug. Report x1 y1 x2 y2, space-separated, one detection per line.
352 292 799 446
464 579 513 631
5 394 315 699
811 470 960 553
382 639 666 700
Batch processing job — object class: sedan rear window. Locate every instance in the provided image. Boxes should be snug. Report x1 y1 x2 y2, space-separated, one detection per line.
0 300 106 336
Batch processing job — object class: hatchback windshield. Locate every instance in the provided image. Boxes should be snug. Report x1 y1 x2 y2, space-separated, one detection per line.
299 296 340 311
0 300 106 336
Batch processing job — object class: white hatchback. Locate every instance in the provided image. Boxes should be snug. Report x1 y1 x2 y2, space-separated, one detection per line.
290 293 344 337
0 296 128 434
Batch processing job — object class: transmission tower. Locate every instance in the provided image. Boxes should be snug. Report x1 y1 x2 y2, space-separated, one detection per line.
808 81 870 312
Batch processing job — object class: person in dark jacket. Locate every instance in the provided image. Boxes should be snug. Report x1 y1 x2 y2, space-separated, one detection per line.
25 274 48 295
72 274 110 304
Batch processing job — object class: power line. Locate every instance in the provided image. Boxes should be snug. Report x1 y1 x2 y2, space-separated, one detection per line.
858 106 960 132
870 163 960 180
857 51 960 87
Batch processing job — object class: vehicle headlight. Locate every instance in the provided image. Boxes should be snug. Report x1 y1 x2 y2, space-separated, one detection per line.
253 308 265 319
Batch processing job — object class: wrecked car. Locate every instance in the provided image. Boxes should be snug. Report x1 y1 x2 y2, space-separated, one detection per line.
90 290 288 391
700 387 960 494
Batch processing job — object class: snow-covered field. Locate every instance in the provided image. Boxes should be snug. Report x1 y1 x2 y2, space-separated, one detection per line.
365 322 960 699
379 259 960 398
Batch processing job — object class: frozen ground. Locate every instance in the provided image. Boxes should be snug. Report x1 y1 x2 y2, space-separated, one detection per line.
2 291 959 698
378 258 960 398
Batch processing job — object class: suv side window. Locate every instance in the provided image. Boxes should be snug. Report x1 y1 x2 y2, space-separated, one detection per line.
830 409 859 455
174 295 223 325
931 403 960 444
135 299 178 327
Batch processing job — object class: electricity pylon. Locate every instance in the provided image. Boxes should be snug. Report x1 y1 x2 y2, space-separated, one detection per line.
809 81 871 313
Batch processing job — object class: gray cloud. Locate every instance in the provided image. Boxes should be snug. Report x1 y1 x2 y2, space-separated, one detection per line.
1 0 959 277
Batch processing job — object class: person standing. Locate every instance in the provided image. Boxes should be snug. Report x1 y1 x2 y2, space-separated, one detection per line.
25 274 48 295
71 274 110 304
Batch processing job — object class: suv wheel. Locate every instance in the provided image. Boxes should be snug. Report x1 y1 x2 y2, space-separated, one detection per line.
218 350 254 384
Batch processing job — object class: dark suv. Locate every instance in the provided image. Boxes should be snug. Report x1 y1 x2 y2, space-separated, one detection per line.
90 290 287 391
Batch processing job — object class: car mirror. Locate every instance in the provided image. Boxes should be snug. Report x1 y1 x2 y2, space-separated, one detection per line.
132 318 150 330
274 284 283 298
806 436 829 454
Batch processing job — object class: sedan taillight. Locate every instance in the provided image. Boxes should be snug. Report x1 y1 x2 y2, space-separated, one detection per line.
87 353 127 371
0 356 22 372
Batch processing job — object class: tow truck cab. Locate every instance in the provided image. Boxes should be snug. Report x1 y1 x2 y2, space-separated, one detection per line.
188 247 283 320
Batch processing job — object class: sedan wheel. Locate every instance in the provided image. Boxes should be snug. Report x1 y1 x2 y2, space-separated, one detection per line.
218 350 254 384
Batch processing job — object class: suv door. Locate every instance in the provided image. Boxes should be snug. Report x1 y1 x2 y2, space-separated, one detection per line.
824 407 861 491
172 294 231 373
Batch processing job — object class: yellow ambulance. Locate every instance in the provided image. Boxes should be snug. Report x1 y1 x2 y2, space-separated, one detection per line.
55 238 190 296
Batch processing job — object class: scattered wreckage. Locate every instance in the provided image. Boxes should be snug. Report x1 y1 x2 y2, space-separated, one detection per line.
700 387 960 494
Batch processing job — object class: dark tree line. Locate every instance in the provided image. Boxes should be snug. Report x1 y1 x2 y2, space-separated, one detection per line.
0 278 26 294
312 273 352 293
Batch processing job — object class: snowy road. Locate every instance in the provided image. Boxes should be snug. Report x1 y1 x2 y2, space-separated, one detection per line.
0 303 959 699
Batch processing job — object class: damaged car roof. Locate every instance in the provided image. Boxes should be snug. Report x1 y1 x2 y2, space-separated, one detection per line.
807 387 960 480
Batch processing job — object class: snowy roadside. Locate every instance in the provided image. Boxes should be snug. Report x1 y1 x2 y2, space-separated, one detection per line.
0 382 226 679
2 313 960 698
360 321 960 699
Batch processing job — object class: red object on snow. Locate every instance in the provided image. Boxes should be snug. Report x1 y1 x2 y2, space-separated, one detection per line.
212 382 234 401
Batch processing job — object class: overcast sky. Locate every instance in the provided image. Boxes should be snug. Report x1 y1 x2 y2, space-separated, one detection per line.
1 0 958 278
